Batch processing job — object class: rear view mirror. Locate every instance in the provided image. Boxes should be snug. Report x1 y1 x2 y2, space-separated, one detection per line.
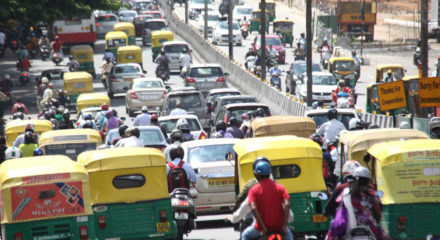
143 70 147 74
363 153 371 164
165 85 171 90
286 70 291 74
39 190 55 199
225 152 234 161
224 72 230 77
121 117 126 121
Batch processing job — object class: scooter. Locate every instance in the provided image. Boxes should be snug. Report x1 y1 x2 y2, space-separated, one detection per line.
170 188 196 240
320 46 331 70
156 64 169 81
19 71 30 86
241 24 249 40
40 44 50 61
245 55 256 70
335 91 353 108
9 40 19 53
52 52 63 66
180 64 190 78
270 71 282 90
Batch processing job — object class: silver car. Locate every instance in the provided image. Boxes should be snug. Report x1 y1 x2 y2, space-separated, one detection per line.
159 114 207 140
118 10 138 22
125 77 167 117
107 63 146 98
162 41 190 72
96 14 118 38
182 138 239 215
142 19 167 46
184 64 229 94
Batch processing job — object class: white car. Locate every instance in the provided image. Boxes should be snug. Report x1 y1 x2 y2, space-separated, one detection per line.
197 11 220 37
189 0 214 19
233 5 252 23
299 72 338 106
212 21 242 46
305 108 361 130
162 41 190 71
118 10 138 22
158 114 207 140
181 138 239 215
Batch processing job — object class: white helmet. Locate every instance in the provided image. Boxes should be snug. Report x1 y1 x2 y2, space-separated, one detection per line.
399 122 410 129
5 146 22 159
4 74 10 79
349 118 360 130
429 117 440 138
176 118 188 126
41 77 49 84
353 166 371 180
342 160 361 180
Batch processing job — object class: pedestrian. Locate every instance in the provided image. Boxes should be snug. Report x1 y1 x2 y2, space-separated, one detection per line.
134 106 151 126
115 127 144 147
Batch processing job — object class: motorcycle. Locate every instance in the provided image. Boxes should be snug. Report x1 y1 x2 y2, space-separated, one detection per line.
52 52 63 66
270 70 282 90
320 46 331 70
334 91 354 108
170 188 196 240
156 64 169 81
19 71 30 86
245 55 256 70
9 40 19 53
240 24 249 40
413 46 421 66
40 44 50 61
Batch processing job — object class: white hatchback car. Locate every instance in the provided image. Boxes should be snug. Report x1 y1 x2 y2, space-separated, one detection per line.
298 71 338 106
212 21 242 46
305 108 361 130
182 138 239 215
158 114 207 140
197 11 220 37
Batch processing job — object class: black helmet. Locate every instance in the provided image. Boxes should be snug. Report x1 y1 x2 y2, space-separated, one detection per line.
430 117 440 138
69 55 74 60
229 117 238 126
252 156 271 170
216 120 227 131
13 112 24 120
105 56 111 62
182 49 188 54
177 122 191 134
131 127 140 138
327 108 338 120
256 108 265 117
352 50 356 56
82 120 94 129
16 105 24 113
24 132 34 144
160 49 165 55
62 111 70 120
169 145 184 160
170 129 184 143
118 125 129 137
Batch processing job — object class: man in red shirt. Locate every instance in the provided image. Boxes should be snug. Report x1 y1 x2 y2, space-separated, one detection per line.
51 35 64 59
332 80 352 103
243 159 291 240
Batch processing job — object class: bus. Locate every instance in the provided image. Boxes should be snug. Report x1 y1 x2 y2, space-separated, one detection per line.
52 14 97 48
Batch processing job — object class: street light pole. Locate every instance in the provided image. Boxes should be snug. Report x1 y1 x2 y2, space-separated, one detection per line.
185 0 189 23
261 0 267 82
360 0 365 58
228 0 234 60
306 0 313 106
421 0 428 77
204 0 208 39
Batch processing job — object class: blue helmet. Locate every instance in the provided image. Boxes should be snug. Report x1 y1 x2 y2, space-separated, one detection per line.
33 147 44 156
254 161 271 175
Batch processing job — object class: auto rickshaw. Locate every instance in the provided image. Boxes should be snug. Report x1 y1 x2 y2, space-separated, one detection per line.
63 71 94 110
365 139 440 239
105 31 128 56
151 30 174 61
233 136 329 238
402 75 420 114
0 155 94 239
338 128 429 177
375 64 405 83
76 92 110 113
259 1 276 21
5 119 53 146
250 10 269 33
70 45 95 78
117 45 143 67
249 116 316 138
77 148 178 239
39 129 102 160
113 22 136 45
273 19 294 47
328 57 357 87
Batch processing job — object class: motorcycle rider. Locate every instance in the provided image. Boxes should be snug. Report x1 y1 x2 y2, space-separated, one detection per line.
429 117 440 139
298 32 306 52
103 50 115 62
51 35 63 59
155 50 170 79
38 34 50 47
101 56 114 84
18 45 29 60
293 42 305 60
42 83 57 100
166 145 197 186
66 55 80 72
318 37 331 53
268 44 277 59
94 103 110 129
240 16 250 38
268 63 282 88
163 129 185 162
332 80 352 103
226 117 244 139
19 55 31 72
244 47 257 69
133 106 151 126
384 69 395 83
1 74 12 95
211 120 233 138
179 48 192 73
177 121 195 141
147 1 159 10
12 97 28 114
316 109 346 147
0 29 6 50
170 101 188 115
115 127 144 147
58 110 75 129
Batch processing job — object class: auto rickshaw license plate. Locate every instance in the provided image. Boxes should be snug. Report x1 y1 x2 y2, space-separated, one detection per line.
156 221 170 232
313 214 327 223
124 78 133 82
208 177 234 186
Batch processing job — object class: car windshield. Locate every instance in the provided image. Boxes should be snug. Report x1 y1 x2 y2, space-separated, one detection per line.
168 93 202 109
107 38 127 47
78 109 100 122
189 67 223 78
229 107 269 120
294 63 321 75
134 16 151 24
209 92 240 102
310 75 337 85
43 71 64 81
236 8 252 14
120 12 137 17
382 68 405 80
139 129 165 145
334 61 354 71
97 15 117 22
218 21 239 30
115 65 141 74
219 98 256 107
134 80 163 89
188 144 235 164
309 113 355 129
151 13 161 18
159 118 201 133
164 44 189 53
145 21 166 30
192 0 207 4
258 37 282 46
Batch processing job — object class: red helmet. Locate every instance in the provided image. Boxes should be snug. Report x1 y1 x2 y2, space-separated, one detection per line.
48 83 54 88
151 114 158 120
101 103 109 110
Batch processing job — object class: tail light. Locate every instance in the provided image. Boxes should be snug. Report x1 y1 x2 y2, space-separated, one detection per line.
98 215 106 229
12 41 17 44
186 78 195 83
216 77 225 82
224 113 228 123
129 91 138 99
397 216 407 231
96 22 100 28
157 147 164 151
23 73 28 77
76 121 80 127
111 76 118 82
159 210 168 222
199 131 207 139
141 74 145 77
79 225 88 240
178 200 189 206
162 90 167 99
13 233 22 240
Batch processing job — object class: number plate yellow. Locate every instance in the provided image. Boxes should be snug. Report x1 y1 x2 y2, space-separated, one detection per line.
124 78 133 82
208 177 234 186
156 221 170 233
313 214 328 223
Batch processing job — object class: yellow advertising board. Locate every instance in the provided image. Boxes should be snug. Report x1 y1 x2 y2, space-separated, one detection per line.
377 80 407 111
419 77 440 107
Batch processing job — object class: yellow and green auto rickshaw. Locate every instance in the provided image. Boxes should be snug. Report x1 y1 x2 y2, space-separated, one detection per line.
5 119 53 146
249 115 316 138
77 147 178 239
39 129 102 160
113 22 136 45
76 92 110 113
375 64 405 83
69 45 95 78
273 19 294 47
366 139 440 239
402 75 420 114
63 71 94 110
259 0 276 21
151 30 174 61
233 135 329 238
0 155 95 240
117 45 143 67
250 10 269 33
329 57 357 87
105 31 128 56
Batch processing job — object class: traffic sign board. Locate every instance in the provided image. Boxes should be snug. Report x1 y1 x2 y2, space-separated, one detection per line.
377 80 407 111
419 77 440 107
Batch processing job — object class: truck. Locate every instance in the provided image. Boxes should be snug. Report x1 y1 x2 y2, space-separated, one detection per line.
337 0 377 41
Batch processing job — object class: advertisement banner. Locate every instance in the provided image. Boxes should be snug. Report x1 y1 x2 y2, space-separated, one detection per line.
377 80 407 111
419 77 440 107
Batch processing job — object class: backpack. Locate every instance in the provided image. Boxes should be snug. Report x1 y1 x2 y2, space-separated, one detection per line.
167 161 190 192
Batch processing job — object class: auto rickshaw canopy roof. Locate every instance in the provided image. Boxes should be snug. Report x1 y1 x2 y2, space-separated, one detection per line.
151 30 174 39
63 71 93 83
76 93 110 111
117 45 142 53
376 64 404 71
273 19 294 24
5 120 53 146
402 75 419 81
113 22 135 36
39 129 102 147
250 116 316 138
105 31 128 39
329 57 355 63
70 44 94 54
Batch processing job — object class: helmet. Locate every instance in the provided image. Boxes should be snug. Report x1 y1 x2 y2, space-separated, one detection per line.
353 166 371 180
105 110 113 118
177 122 190 133
229 117 238 126
252 156 271 170
352 50 356 56
309 133 326 149
182 49 188 54
160 50 165 55
176 118 188 125
4 74 10 79
169 145 184 160
118 125 129 137
342 160 361 180
48 83 54 89
327 108 338 120
349 118 360 130
338 80 345 87
69 55 74 60
301 32 305 37
82 120 94 129
255 107 265 117
25 122 35 132
241 113 249 121
312 101 318 109
151 114 158 120
84 113 93 120
24 132 34 144
130 127 140 138
33 147 44 156
13 112 24 120
101 103 109 110
41 77 49 84
141 106 148 113
62 110 70 120
55 35 59 40
5 146 21 159
430 117 440 138
170 129 184 143
57 106 65 114
253 161 271 175
399 121 411 129
215 120 227 131
387 69 393 74
50 118 58 128
105 56 111 62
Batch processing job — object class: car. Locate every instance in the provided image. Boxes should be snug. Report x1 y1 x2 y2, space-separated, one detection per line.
189 0 214 19
132 0 154 12
197 11 220 37
93 10 113 18
181 138 239 215
107 63 147 98
298 72 338 106
233 5 252 23
118 10 138 22
138 10 162 19
162 41 191 72
142 19 167 46
161 88 208 126
158 114 207 140
96 13 118 38
212 21 242 46
205 88 241 113
137 126 168 150
252 35 286 63
211 103 271 131
210 95 258 121
305 108 361 130
125 78 167 117
184 64 229 94
285 61 322 94
39 68 66 90
133 15 153 37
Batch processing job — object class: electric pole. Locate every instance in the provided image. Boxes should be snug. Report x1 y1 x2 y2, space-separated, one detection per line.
306 0 313 106
204 0 208 39
228 0 234 60
360 0 365 58
261 0 267 82
185 0 189 23
421 0 428 77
